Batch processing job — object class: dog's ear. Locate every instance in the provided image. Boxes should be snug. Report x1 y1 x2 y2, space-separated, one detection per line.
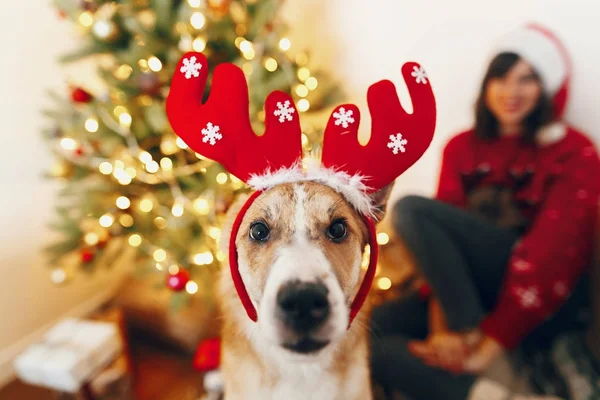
370 183 395 221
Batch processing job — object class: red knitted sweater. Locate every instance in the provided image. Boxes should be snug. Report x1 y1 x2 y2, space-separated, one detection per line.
436 125 600 349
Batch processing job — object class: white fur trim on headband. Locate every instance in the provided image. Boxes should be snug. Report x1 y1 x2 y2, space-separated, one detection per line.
247 160 376 216
494 27 567 94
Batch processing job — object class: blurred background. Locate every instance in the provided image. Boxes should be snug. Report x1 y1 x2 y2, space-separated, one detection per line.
0 0 599 399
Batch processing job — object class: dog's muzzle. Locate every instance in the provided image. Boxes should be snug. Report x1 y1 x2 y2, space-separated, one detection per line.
276 280 330 333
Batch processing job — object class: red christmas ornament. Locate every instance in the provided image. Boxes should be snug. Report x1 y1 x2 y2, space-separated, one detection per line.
74 146 85 156
81 250 95 263
166 269 190 291
71 87 93 103
193 337 221 371
79 0 98 12
137 72 163 97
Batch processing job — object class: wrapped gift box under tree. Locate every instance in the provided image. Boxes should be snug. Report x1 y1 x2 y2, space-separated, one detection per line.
13 307 133 400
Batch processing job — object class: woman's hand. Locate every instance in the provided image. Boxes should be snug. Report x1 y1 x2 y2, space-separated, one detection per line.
408 332 469 374
462 335 504 373
409 331 504 375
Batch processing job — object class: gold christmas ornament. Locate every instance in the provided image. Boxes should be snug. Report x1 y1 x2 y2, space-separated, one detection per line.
49 160 73 178
229 1 247 23
137 9 156 30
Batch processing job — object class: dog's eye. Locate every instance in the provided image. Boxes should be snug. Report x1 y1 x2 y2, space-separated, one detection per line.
327 219 348 242
249 222 270 242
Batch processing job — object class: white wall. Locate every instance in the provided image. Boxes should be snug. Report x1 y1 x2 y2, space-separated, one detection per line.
0 1 129 386
1 0 600 387
283 0 600 202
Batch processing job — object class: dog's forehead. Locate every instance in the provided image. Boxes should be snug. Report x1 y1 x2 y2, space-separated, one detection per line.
256 182 348 216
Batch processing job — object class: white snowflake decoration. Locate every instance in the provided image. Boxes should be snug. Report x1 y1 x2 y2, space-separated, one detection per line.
513 286 542 309
273 100 295 123
201 122 222 146
180 56 202 79
333 107 355 128
553 281 569 298
512 259 534 273
411 65 428 84
387 133 408 155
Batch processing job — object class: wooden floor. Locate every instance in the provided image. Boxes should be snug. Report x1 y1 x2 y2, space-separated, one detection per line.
0 332 205 400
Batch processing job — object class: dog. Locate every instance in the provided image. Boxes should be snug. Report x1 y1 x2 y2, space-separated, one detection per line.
165 50 437 400
218 181 393 400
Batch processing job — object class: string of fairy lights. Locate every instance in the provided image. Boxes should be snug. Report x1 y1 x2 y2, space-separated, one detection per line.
49 0 395 294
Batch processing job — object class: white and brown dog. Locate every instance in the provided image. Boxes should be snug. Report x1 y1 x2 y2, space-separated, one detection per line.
218 180 392 400
166 51 437 400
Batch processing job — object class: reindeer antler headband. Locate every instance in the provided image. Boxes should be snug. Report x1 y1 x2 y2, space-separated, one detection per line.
167 52 437 326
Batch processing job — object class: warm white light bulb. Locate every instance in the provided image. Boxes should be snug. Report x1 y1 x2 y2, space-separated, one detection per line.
279 38 291 51
216 172 228 184
116 196 131 209
190 12 206 29
51 268 67 284
377 232 390 245
60 138 77 150
99 162 113 175
264 57 278 72
119 113 132 127
194 198 210 215
172 202 184 217
153 249 167 262
99 214 114 228
377 277 392 290
148 56 163 72
85 118 99 133
140 198 154 212
128 234 142 247
145 161 159 173
186 281 199 294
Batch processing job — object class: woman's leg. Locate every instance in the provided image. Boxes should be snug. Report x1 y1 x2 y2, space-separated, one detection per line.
370 291 476 400
370 291 429 339
371 335 476 400
392 195 520 331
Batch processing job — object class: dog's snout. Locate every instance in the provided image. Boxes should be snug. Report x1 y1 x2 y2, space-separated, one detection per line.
277 281 330 332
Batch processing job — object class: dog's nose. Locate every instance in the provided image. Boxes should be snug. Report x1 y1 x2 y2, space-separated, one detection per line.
276 281 330 332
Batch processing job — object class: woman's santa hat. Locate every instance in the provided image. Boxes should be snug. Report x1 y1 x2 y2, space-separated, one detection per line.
493 23 571 120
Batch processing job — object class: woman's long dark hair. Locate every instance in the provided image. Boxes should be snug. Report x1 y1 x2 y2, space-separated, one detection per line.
474 52 554 143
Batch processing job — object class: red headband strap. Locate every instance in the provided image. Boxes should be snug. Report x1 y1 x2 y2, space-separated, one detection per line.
228 190 262 322
229 191 378 327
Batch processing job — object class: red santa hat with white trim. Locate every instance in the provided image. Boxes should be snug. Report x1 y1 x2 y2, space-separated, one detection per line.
492 23 571 120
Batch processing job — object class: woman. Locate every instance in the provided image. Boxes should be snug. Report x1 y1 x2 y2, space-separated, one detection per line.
370 24 600 400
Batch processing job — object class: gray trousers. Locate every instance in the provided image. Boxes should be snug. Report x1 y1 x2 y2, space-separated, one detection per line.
370 195 588 400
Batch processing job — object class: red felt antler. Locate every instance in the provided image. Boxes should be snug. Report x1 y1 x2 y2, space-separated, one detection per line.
166 52 302 182
322 62 436 192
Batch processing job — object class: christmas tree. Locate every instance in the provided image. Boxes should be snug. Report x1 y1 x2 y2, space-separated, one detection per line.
44 0 343 305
